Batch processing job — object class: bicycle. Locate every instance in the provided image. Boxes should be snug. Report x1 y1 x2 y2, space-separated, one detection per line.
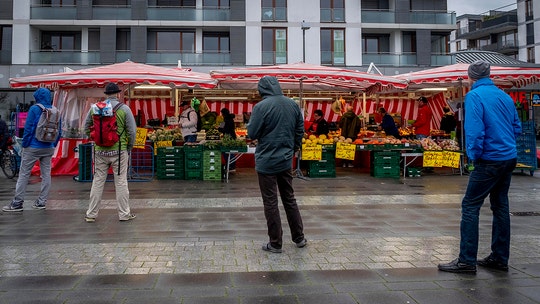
0 137 21 179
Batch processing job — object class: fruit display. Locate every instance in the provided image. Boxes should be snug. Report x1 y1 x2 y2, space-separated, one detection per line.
438 139 460 151
147 128 183 142
398 127 414 137
430 129 449 137
419 138 442 150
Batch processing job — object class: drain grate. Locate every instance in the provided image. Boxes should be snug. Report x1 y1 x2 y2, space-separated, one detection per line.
510 211 540 216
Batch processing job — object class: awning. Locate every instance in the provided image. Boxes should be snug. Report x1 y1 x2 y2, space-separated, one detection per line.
9 60 217 89
210 62 408 94
396 63 540 89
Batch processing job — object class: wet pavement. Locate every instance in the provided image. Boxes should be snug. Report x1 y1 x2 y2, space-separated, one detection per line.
1 167 540 304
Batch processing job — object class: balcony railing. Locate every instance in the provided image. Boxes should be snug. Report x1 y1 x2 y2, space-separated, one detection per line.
430 54 455 66
30 51 100 65
320 8 345 23
362 10 455 24
261 7 287 21
361 10 395 23
321 51 345 65
480 40 518 53
262 51 287 65
146 51 230 65
0 50 11 65
362 53 417 66
31 5 77 19
92 6 132 20
147 7 230 21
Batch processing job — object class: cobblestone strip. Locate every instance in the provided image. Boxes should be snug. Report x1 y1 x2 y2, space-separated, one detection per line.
1 236 539 277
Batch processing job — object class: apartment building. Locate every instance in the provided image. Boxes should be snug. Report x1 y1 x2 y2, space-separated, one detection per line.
450 0 540 65
0 0 455 91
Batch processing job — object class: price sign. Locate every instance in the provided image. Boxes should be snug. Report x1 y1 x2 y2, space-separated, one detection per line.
442 151 461 168
301 144 322 160
134 128 148 148
423 151 443 167
153 140 173 154
335 142 356 160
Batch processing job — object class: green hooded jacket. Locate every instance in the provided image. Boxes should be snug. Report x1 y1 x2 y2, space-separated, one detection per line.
247 76 304 174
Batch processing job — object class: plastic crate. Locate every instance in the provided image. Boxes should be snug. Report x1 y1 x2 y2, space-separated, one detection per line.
185 169 203 180
308 159 336 171
307 168 336 178
221 146 248 153
183 144 203 152
371 166 400 178
185 159 202 170
75 143 93 182
406 167 422 177
157 171 185 180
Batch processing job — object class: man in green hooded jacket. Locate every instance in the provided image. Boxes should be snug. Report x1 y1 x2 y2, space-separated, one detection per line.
247 76 307 253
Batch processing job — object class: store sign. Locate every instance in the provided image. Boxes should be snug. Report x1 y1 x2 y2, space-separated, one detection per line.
135 128 148 148
335 142 356 160
301 144 322 160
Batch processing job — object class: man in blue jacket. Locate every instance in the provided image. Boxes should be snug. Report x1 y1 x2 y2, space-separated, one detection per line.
3 88 61 212
247 76 307 253
438 60 522 273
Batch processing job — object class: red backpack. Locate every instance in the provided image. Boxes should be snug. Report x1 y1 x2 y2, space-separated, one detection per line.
90 102 124 147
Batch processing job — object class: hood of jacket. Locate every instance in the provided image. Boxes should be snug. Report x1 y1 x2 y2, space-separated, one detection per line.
257 76 284 99
33 88 52 106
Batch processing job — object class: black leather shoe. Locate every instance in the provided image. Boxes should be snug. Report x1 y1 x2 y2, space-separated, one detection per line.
438 258 476 274
477 255 508 272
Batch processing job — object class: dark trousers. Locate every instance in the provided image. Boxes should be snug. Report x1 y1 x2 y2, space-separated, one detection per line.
257 170 304 249
459 158 516 265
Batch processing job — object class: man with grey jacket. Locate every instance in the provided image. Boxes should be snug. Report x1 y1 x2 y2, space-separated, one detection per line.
247 76 307 253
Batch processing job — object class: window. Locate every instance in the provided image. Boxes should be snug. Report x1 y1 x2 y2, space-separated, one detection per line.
203 0 230 8
527 46 535 63
1 26 12 51
526 23 535 45
40 0 76 6
431 33 449 54
116 28 130 51
88 29 100 51
41 31 81 51
362 35 389 53
500 30 516 48
152 0 196 6
203 32 229 53
456 40 461 51
402 31 416 53
262 0 287 21
321 0 344 22
147 30 195 52
321 28 345 65
525 0 533 21
262 28 287 64
93 0 130 6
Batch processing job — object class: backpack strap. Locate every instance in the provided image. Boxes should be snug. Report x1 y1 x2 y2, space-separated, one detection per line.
113 102 124 176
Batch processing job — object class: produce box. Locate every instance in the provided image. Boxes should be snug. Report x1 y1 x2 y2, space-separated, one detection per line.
307 168 336 178
221 145 248 152
406 167 421 177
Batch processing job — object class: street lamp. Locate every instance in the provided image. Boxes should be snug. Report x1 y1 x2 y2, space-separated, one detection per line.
301 20 310 63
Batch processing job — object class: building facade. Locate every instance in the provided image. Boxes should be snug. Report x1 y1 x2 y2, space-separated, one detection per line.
0 0 456 90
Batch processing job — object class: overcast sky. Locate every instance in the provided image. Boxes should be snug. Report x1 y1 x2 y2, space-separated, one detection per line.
447 0 516 17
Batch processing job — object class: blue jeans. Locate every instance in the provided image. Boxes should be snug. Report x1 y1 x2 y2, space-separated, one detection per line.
184 135 197 143
459 158 517 265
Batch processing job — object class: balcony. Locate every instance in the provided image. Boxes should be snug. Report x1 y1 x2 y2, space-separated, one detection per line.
261 7 287 21
480 40 518 54
457 14 517 39
362 10 455 24
31 5 77 19
30 51 100 65
147 7 230 21
430 54 455 66
0 50 11 65
146 51 230 65
362 53 417 66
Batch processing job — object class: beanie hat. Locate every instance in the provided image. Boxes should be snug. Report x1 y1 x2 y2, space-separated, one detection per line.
468 60 490 80
104 83 121 95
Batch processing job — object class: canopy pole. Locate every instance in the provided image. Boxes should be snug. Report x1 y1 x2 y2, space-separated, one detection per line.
362 92 367 125
175 89 180 117
295 79 307 180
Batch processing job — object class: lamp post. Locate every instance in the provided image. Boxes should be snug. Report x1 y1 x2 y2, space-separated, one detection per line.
301 20 310 63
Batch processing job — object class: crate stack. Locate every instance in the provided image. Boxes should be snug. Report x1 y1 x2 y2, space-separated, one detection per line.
184 145 203 180
515 120 537 175
371 151 400 178
203 149 222 181
75 143 93 182
307 146 336 178
156 146 184 180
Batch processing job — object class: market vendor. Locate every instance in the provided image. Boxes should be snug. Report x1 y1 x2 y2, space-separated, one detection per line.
307 109 329 136
411 96 433 139
377 107 400 138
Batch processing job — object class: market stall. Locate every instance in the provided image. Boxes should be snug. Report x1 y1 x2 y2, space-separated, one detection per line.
9 60 217 176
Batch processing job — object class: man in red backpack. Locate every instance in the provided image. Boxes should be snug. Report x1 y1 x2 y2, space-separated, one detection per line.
83 83 137 222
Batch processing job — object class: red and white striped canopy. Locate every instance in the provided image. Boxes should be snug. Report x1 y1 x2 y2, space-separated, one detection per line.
211 62 408 94
396 63 540 89
9 60 217 90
